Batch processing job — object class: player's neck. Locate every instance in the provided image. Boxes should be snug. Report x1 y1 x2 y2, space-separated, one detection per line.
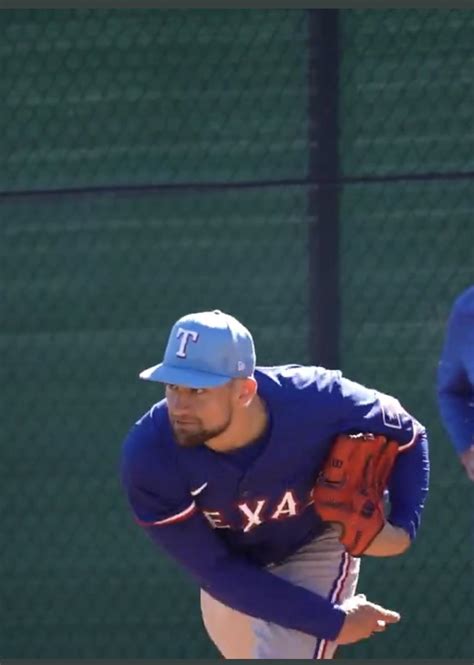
204 395 269 453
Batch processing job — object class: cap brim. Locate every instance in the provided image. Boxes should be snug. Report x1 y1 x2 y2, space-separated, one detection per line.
139 363 231 389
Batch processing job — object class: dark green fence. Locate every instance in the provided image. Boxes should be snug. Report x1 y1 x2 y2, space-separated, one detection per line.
1 9 472 659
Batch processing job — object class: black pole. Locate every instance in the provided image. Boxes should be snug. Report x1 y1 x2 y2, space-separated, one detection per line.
307 9 340 368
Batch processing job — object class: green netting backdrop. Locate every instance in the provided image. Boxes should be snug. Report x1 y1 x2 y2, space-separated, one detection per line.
1 9 472 659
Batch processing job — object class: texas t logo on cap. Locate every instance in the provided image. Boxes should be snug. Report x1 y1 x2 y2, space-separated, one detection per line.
175 328 199 358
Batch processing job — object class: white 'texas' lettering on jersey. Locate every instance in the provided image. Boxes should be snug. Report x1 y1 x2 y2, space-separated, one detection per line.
202 489 315 533
238 500 266 532
270 490 299 520
203 510 231 529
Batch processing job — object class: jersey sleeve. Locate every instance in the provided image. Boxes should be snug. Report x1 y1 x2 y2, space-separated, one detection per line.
386 431 430 540
142 509 346 642
436 299 474 454
120 413 196 527
323 372 430 540
328 374 425 449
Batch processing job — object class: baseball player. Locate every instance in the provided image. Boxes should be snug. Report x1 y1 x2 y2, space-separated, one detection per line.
121 310 430 659
437 284 474 480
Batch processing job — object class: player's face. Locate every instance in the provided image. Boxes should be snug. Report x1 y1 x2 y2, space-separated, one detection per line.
166 381 236 446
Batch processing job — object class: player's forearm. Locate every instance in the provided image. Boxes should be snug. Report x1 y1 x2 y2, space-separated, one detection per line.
143 517 346 641
385 432 430 544
363 522 410 557
198 555 346 640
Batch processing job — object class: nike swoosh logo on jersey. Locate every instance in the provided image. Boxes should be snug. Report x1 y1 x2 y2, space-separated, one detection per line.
190 482 208 496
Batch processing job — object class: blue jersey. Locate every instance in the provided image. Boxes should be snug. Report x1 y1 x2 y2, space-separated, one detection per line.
437 285 474 454
121 364 429 641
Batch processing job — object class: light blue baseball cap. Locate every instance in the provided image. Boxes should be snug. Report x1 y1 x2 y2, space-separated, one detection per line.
139 310 256 388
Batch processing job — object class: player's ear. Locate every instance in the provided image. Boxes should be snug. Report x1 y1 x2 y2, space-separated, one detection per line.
234 377 257 407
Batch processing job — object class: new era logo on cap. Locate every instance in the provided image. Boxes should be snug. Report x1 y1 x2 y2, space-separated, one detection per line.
139 310 256 389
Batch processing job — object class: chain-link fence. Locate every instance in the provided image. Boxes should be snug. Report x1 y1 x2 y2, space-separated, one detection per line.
1 9 472 659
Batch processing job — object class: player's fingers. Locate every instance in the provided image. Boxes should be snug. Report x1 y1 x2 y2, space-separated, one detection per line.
373 619 386 632
379 608 401 623
367 602 400 621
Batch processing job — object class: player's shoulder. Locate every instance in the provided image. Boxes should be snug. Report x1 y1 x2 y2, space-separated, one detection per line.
451 284 474 318
255 364 342 402
121 399 176 479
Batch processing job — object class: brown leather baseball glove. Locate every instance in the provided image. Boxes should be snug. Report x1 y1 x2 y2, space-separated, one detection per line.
312 433 400 557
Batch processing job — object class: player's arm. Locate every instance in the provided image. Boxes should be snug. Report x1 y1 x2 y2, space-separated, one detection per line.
436 300 474 461
364 431 429 556
142 516 399 645
324 374 430 550
330 374 424 450
142 511 346 640
361 523 410 556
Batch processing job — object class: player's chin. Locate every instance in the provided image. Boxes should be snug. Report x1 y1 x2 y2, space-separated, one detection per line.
172 426 205 447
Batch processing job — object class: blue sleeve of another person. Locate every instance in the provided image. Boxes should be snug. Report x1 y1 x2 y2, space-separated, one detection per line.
437 289 474 454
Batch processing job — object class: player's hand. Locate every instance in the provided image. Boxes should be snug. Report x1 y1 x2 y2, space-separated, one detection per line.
336 593 400 645
459 445 474 481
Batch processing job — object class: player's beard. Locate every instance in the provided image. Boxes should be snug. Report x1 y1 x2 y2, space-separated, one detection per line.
170 414 232 447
